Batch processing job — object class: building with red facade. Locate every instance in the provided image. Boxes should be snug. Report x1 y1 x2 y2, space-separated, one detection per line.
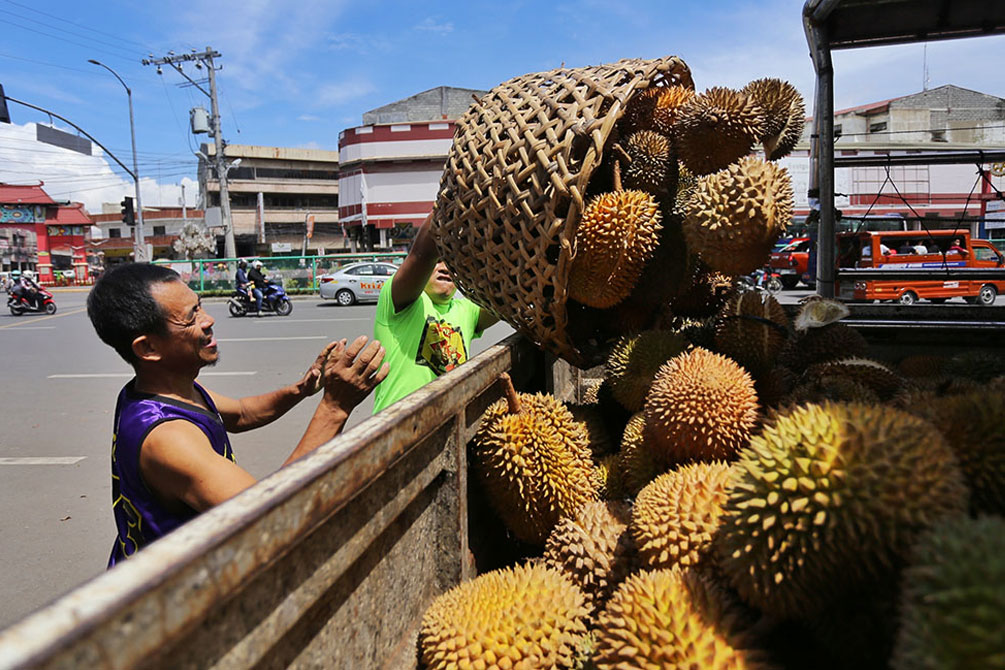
0 182 90 283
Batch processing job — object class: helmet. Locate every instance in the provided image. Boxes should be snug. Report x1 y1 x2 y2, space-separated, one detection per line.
22 270 34 280
238 259 247 268
251 260 263 269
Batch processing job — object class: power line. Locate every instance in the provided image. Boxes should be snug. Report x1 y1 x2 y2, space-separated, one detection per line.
0 0 155 52
0 15 140 64
0 7 145 59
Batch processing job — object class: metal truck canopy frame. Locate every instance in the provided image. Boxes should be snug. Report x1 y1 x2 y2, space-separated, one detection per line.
801 0 1005 298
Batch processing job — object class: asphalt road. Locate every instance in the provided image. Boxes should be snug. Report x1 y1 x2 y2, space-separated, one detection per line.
0 291 516 630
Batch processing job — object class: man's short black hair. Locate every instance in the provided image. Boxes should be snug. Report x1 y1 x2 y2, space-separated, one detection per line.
87 263 182 364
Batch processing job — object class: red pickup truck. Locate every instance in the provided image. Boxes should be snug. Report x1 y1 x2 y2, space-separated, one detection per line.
768 237 810 289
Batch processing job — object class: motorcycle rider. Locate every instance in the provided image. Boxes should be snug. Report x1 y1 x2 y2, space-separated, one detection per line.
14 270 40 309
235 259 262 314
247 260 267 315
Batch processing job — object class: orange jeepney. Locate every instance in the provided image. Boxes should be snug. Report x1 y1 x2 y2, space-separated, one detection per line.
835 230 1005 305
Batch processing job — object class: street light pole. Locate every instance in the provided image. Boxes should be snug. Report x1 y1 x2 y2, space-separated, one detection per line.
88 59 146 263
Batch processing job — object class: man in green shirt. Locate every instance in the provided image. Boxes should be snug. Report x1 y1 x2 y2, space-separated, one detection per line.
372 214 498 413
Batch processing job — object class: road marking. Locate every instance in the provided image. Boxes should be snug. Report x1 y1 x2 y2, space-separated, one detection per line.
0 457 86 465
0 306 87 330
217 336 327 342
0 326 56 331
49 371 258 379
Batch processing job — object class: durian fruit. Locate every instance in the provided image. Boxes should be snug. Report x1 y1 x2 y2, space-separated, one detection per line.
623 130 678 197
593 452 624 501
569 190 663 309
651 85 698 137
611 212 690 322
755 365 798 410
418 563 589 670
582 379 603 404
570 403 617 458
802 357 904 402
544 501 637 616
675 87 766 175
714 291 789 378
786 374 880 407
716 401 969 618
645 348 759 464
606 329 689 413
667 258 737 319
631 462 732 571
673 163 698 215
593 567 773 670
778 322 868 373
683 156 794 276
741 78 806 160
902 389 1005 516
472 377 598 545
950 350 1005 383
896 353 947 378
619 87 662 134
616 412 664 496
891 515 1005 670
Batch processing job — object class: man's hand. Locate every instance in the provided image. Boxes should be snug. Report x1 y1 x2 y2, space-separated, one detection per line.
295 340 341 397
322 335 389 410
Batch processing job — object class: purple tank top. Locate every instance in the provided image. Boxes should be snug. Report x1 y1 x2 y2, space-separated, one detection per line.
108 380 235 567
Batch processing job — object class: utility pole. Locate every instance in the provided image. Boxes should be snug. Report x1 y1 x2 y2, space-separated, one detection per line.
143 48 236 259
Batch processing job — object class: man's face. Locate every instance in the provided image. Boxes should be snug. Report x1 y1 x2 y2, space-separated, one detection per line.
423 261 457 305
148 280 218 369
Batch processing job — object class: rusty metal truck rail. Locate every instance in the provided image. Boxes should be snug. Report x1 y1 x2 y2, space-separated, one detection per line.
0 334 545 670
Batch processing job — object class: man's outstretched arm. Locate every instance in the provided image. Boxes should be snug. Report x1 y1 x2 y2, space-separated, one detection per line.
391 213 439 313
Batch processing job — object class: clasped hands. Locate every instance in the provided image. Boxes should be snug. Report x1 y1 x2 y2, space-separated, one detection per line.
296 336 389 409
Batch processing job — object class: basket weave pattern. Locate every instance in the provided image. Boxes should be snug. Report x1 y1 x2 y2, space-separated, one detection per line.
433 56 693 367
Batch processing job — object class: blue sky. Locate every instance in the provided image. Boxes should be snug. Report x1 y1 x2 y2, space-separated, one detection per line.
2 0 1003 212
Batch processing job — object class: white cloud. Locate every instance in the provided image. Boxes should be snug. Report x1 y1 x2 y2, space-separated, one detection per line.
316 80 376 108
0 122 199 214
413 18 454 35
297 114 321 122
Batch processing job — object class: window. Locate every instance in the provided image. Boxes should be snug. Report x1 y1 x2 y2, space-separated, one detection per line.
834 124 842 138
109 228 121 238
974 247 1001 263
153 226 166 236
930 129 947 142
869 121 887 133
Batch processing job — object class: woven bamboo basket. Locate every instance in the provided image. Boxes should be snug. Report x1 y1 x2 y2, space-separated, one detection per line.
432 56 694 368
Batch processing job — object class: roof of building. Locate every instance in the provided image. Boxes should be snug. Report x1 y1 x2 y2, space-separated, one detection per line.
362 86 489 125
0 182 56 205
46 202 92 225
834 97 900 117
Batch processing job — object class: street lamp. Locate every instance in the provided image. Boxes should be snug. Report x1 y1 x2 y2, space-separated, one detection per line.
88 59 147 263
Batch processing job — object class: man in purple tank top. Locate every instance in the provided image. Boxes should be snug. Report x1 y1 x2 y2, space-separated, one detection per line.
87 263 388 567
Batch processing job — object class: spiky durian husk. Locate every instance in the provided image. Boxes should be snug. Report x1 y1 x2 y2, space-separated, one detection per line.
741 78 805 161
891 515 1005 670
950 350 1005 383
593 453 625 501
651 86 698 137
570 403 617 458
472 393 598 545
777 322 868 373
544 501 637 616
786 375 880 407
661 314 718 350
668 257 738 318
645 348 759 464
675 87 766 176
620 87 662 134
901 390 1005 516
716 402 969 618
683 157 794 276
623 130 678 197
594 568 773 670
569 190 664 309
792 297 849 332
583 379 603 404
896 353 947 378
606 329 689 413
614 212 690 320
632 462 732 571
755 365 799 410
674 163 698 215
714 291 790 378
616 412 664 496
803 357 905 402
419 563 589 670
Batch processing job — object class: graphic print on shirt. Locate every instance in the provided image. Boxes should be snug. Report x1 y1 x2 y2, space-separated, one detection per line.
415 315 468 375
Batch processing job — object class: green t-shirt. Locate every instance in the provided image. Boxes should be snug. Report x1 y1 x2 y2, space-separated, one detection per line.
372 275 483 413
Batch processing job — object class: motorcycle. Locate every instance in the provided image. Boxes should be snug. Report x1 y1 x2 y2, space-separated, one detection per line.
228 282 293 317
739 267 783 295
7 285 57 316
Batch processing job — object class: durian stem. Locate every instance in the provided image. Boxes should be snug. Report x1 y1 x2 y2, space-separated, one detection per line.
612 158 623 192
610 143 631 193
499 373 521 414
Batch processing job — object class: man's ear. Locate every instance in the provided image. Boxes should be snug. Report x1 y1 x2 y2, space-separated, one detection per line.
132 334 161 363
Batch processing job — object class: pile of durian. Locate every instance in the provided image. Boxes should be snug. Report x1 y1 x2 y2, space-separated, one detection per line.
564 77 802 349
417 297 1005 670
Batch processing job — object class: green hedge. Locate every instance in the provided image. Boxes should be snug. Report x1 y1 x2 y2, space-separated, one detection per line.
197 288 320 298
